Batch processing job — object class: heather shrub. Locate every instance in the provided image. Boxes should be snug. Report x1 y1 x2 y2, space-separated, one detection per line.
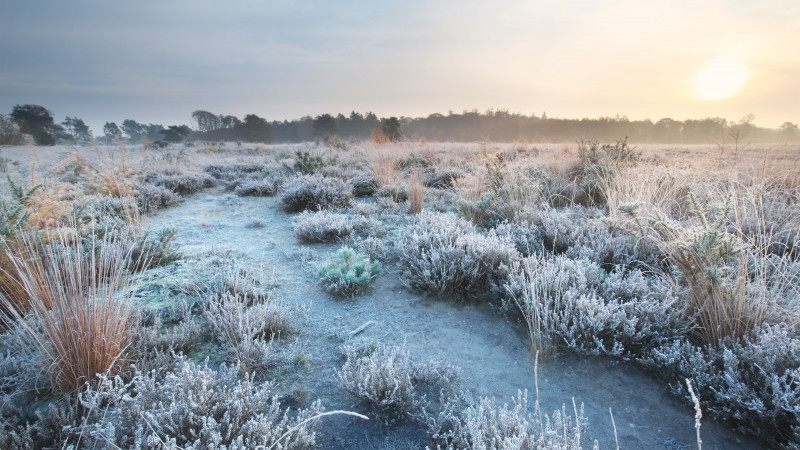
375 184 409 202
205 291 295 372
504 255 690 359
351 174 378 197
424 170 461 189
396 211 521 301
293 210 386 244
495 206 662 270
317 247 382 297
643 324 800 447
134 182 182 212
204 162 270 191
425 390 590 450
145 171 216 196
294 210 353 243
85 360 324 449
338 344 459 424
349 235 392 262
424 187 459 213
279 174 353 213
234 176 277 197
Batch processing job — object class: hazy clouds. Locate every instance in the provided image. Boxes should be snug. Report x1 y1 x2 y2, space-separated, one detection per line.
1 0 798 131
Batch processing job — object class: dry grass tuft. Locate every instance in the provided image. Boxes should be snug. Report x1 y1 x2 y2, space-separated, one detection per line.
407 170 425 214
1 231 137 392
368 152 398 187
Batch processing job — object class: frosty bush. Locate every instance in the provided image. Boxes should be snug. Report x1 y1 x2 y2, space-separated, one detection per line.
86 360 324 449
495 206 661 270
135 182 182 213
204 291 294 371
349 235 392 262
643 324 800 447
425 390 590 450
338 344 459 423
317 247 382 297
204 162 271 191
504 255 690 359
279 174 353 213
145 171 216 196
293 210 385 244
294 210 353 243
234 176 276 197
397 211 521 301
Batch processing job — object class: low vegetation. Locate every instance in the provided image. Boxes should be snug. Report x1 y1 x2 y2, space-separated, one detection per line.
0 138 798 448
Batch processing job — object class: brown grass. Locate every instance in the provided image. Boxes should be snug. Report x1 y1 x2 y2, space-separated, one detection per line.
368 152 398 187
1 231 137 392
407 170 425 214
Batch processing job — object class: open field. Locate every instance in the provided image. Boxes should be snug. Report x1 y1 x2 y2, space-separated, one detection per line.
0 139 798 448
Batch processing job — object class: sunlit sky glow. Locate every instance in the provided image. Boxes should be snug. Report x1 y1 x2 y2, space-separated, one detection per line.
1 0 798 133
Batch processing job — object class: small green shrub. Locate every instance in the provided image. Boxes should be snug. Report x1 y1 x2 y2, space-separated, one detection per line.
292 149 326 174
317 247 382 297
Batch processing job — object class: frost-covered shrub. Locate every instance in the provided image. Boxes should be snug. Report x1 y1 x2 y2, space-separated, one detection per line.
86 360 324 449
204 163 271 191
351 174 378 197
425 390 589 450
349 235 392 262
85 194 139 220
317 247 382 297
294 210 353 243
135 182 182 212
204 291 294 370
425 170 461 189
145 172 216 196
643 324 800 447
425 188 459 213
375 184 408 202
495 207 662 270
279 174 353 213
338 344 459 423
234 176 276 197
293 210 386 244
397 211 521 301
504 256 689 358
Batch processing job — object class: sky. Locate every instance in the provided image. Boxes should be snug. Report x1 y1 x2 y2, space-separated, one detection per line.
1 0 798 134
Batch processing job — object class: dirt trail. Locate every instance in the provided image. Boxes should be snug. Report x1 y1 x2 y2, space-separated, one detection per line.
146 190 764 449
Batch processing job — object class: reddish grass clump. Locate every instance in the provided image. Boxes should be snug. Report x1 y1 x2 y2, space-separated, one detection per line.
1 232 137 392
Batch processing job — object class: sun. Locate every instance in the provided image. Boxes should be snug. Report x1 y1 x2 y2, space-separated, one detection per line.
691 58 749 101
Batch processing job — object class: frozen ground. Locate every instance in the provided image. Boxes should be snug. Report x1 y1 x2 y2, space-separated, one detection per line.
145 189 764 449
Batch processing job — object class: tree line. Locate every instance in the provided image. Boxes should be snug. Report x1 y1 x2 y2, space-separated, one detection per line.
1 104 797 146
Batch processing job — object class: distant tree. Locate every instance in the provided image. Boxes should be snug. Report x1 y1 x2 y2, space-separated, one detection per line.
103 122 122 144
0 114 22 145
121 119 144 143
380 117 403 142
728 114 754 157
312 114 337 140
10 104 58 145
780 122 798 141
191 110 222 137
62 116 92 143
160 125 192 143
143 123 165 142
237 114 273 143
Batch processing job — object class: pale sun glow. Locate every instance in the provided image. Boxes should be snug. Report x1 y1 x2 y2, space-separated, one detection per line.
691 58 750 101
